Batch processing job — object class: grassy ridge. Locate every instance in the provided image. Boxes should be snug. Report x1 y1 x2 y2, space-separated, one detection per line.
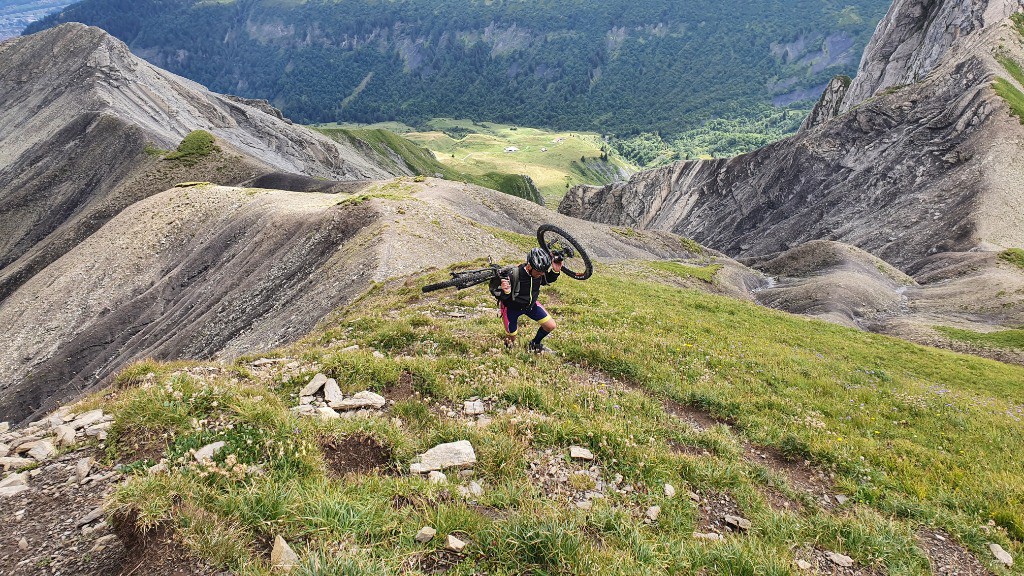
319 126 544 204
936 326 1024 350
359 119 637 205
90 260 1024 574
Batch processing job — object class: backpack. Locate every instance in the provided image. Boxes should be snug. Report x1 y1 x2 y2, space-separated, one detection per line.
489 265 521 302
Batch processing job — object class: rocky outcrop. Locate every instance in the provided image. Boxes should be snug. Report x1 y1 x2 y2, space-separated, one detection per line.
800 75 851 131
840 0 1024 112
0 24 408 301
561 2 1024 269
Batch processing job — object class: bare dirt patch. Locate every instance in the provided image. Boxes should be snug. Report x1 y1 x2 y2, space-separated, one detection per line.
112 512 221 576
404 549 465 573
694 491 748 536
662 398 732 430
914 528 992 576
744 444 838 510
114 426 168 466
320 434 394 477
793 548 887 575
385 370 418 402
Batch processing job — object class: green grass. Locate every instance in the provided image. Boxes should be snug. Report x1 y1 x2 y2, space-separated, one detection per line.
647 261 723 283
1001 248 1024 270
1012 12 1024 38
936 326 1024 350
164 130 218 165
342 118 637 206
318 126 543 204
993 55 1024 125
90 266 1024 575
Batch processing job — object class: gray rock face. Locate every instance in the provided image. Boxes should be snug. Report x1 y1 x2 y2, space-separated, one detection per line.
841 0 1024 112
800 75 851 131
560 13 1024 270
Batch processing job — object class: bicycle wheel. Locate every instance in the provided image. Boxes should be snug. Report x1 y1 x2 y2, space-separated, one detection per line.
537 224 593 280
422 269 497 293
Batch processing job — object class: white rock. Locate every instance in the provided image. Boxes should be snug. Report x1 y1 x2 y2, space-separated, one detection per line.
463 401 485 416
194 441 226 463
0 443 8 458
323 379 343 404
795 559 812 570
692 532 723 542
0 456 34 468
69 410 104 430
148 462 167 475
825 551 854 567
724 515 751 531
76 458 94 482
0 472 28 489
414 440 477 472
85 422 113 436
372 351 385 359
330 391 386 411
428 471 448 484
271 535 299 572
299 396 315 406
508 367 519 377
18 537 28 551
77 507 105 527
664 483 676 498
28 440 55 461
410 463 427 474
645 506 661 522
300 373 329 396
0 485 29 498
469 481 484 497
835 494 849 505
576 500 593 510
446 534 467 552
0 422 8 433
569 446 594 460
316 407 340 420
341 344 360 352
990 543 1014 567
415 526 436 543
54 425 76 447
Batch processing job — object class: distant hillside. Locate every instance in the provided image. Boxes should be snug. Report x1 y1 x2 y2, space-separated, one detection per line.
0 0 72 39
26 0 891 138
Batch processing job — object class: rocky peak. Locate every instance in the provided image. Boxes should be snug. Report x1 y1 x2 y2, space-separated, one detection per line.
840 0 1024 112
800 75 852 131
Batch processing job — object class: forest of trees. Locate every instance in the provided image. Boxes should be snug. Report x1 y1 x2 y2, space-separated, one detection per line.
28 0 890 158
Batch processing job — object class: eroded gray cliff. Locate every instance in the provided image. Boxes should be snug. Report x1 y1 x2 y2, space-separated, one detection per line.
560 0 1024 269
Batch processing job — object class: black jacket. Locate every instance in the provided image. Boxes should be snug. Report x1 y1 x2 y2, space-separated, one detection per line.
489 263 559 309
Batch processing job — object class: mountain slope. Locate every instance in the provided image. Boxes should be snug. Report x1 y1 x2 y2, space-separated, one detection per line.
560 0 1024 269
24 0 892 136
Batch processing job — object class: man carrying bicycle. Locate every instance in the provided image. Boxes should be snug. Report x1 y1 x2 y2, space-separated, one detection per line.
490 248 563 353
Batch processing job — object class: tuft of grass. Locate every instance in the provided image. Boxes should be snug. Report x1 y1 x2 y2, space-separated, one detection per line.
164 130 218 165
1013 12 1024 37
993 76 1024 124
679 237 704 255
1000 248 1024 270
935 326 1024 350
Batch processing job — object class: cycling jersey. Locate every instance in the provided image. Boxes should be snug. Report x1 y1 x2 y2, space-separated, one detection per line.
488 263 559 310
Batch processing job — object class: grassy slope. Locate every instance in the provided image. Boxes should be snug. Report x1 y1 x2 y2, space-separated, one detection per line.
328 119 638 206
317 126 543 205
84 252 1024 574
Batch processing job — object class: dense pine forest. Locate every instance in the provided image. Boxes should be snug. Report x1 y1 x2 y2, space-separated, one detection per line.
29 0 890 159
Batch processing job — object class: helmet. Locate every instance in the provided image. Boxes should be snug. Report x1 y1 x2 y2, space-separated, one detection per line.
527 247 552 271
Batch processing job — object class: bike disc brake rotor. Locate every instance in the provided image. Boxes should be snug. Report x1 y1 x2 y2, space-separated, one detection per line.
543 231 586 277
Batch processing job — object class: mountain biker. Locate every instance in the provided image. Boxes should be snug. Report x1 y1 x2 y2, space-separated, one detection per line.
489 247 563 353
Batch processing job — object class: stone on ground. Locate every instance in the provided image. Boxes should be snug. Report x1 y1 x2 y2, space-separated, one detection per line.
28 440 56 461
0 443 9 458
428 471 448 484
446 534 467 553
18 537 28 551
469 481 484 497
415 526 437 543
645 506 661 522
463 400 485 415
825 551 854 567
990 543 1014 567
194 441 226 463
330 391 386 411
413 440 477 472
0 472 28 490
323 378 343 404
569 446 594 460
271 535 300 572
795 559 812 570
692 532 723 542
69 410 105 430
724 515 751 531
0 422 8 433
664 483 676 498
316 406 339 419
76 457 93 481
0 456 34 468
300 373 329 396
54 425 76 447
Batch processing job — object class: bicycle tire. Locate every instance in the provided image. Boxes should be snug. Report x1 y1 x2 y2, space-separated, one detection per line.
422 269 497 293
537 224 593 280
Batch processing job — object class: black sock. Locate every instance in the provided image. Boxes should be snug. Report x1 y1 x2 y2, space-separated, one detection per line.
532 326 550 346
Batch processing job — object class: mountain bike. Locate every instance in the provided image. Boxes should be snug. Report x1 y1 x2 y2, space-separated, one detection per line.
422 223 593 292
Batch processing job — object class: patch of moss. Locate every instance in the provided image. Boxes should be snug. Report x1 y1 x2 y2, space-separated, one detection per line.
1012 12 1024 37
164 130 218 165
1000 248 1024 270
679 236 704 255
